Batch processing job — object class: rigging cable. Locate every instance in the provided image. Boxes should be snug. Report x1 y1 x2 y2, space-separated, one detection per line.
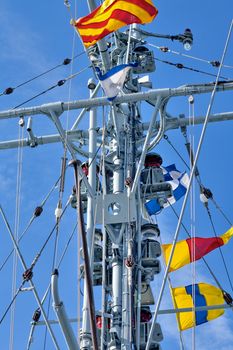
205 203 233 294
100 112 108 350
158 231 185 350
163 133 233 227
0 169 67 273
13 66 91 110
152 56 230 81
9 118 24 349
165 128 233 295
145 19 233 350
188 96 196 350
27 220 78 350
167 201 227 291
148 43 233 70
0 52 85 98
42 157 67 350
0 206 60 349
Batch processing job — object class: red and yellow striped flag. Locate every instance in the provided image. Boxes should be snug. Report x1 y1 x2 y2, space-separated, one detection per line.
73 0 158 48
162 227 233 272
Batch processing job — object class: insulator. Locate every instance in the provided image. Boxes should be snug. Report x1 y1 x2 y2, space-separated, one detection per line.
4 87 14 95
188 95 194 104
176 63 184 69
32 308 41 322
160 46 169 52
200 192 208 203
19 116 25 127
23 268 33 281
202 187 213 199
223 290 233 305
55 207 62 219
210 61 220 67
63 58 71 65
34 206 43 217
57 79 66 86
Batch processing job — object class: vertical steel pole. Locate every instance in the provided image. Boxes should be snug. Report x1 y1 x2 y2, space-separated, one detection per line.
110 110 125 349
80 80 97 350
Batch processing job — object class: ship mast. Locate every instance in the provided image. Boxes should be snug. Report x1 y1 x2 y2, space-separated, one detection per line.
0 5 233 349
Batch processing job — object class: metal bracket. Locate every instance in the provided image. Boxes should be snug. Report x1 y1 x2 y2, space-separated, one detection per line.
95 193 137 224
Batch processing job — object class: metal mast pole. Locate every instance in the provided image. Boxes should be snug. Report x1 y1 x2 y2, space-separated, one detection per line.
110 108 125 350
80 79 98 350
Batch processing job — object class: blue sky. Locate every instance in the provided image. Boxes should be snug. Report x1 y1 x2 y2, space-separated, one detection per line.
0 0 233 349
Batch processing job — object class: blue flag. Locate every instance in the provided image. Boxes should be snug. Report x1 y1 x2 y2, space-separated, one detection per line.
145 164 189 215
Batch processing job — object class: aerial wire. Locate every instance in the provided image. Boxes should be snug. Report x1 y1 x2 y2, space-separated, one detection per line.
167 202 228 290
145 18 233 350
205 205 233 294
100 111 108 350
157 219 185 349
188 96 196 350
0 51 85 98
27 220 78 350
0 169 67 274
9 119 24 350
152 56 230 80
13 65 90 110
42 157 67 350
41 2 78 345
0 206 60 349
163 134 233 228
148 43 233 70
